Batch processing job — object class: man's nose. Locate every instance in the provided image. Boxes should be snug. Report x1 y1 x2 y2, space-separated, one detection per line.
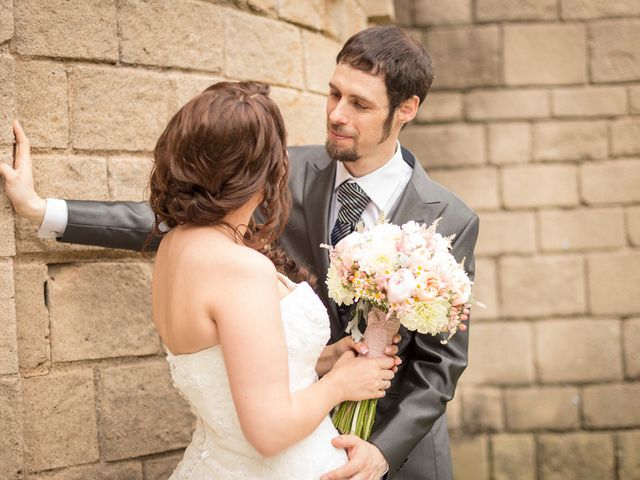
328 100 348 125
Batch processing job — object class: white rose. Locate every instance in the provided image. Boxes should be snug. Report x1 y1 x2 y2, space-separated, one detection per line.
387 269 417 303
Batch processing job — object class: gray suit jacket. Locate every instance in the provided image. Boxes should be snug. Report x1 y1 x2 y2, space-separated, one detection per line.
61 145 479 480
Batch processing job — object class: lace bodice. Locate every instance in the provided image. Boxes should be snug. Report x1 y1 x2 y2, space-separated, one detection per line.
165 277 347 479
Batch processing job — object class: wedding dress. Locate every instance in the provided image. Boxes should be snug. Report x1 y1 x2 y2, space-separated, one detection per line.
165 274 348 479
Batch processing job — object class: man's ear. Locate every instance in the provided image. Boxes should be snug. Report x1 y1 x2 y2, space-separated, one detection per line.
397 95 420 125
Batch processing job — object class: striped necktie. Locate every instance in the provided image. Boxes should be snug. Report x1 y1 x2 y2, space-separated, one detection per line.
330 181 370 246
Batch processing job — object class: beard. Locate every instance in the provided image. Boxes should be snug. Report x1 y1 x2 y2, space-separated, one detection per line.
325 125 360 163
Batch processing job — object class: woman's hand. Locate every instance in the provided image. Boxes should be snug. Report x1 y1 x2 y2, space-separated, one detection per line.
0 120 46 224
334 334 402 372
327 351 395 402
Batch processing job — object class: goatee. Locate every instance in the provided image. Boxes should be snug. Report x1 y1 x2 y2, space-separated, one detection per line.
325 140 360 163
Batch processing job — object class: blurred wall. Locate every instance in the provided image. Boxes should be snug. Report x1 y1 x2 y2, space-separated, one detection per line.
395 0 640 479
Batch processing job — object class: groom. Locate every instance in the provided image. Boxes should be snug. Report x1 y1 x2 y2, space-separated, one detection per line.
3 26 478 480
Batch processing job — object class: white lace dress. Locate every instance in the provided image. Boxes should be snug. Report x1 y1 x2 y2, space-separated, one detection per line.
165 275 348 479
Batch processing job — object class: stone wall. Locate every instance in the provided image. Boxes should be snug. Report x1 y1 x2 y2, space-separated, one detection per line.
0 1 375 477
396 0 640 478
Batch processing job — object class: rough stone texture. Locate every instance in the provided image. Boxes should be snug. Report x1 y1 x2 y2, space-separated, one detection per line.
629 206 640 246
16 61 68 149
502 164 578 208
173 73 224 108
0 55 16 145
119 0 222 72
225 11 304 89
536 319 623 383
504 24 587 86
415 0 471 26
492 434 536 480
13 0 118 60
538 207 626 251
0 172 16 257
461 387 503 432
428 167 498 210
0 260 17 375
446 392 462 431
624 318 640 378
533 121 608 161
98 361 194 461
466 89 550 120
583 383 640 428
488 123 531 165
588 252 640 315
464 322 534 385
302 30 340 95
28 462 142 480
631 85 640 114
424 26 500 89
472 258 498 321
279 0 325 30
14 262 48 369
590 20 640 83
400 124 485 168
0 376 23 478
0 0 13 44
108 157 153 202
618 430 640 480
143 453 183 480
451 435 490 480
581 160 640 205
552 86 628 117
70 66 175 152
500 256 586 318
33 156 109 201
325 0 367 42
562 0 640 18
477 0 556 21
270 87 326 146
416 92 463 123
47 263 159 362
505 387 580 431
22 369 99 472
539 433 614 480
475 211 536 256
611 119 640 157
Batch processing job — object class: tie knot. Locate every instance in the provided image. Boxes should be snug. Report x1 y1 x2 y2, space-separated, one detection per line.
337 181 369 207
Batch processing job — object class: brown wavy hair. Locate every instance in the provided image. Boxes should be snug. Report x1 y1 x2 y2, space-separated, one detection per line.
148 81 305 278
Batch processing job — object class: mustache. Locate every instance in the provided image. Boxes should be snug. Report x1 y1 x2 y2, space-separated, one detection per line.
327 124 356 138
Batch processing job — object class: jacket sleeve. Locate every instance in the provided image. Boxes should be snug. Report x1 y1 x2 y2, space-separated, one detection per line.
368 214 479 478
60 200 160 252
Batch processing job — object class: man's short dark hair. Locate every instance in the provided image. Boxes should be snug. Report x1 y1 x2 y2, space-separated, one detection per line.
337 25 434 137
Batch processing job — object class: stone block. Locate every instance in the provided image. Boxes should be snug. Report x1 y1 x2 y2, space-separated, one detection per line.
505 387 579 431
534 120 607 161
119 0 223 72
143 453 183 480
588 252 640 315
466 89 550 121
504 24 587 86
0 260 17 375
475 211 536 256
70 66 175 152
561 0 640 18
612 119 640 157
416 92 462 123
451 435 490 480
225 11 304 89
624 319 640 378
472 258 498 321
618 430 640 480
28 462 142 480
538 207 626 252
464 322 534 385
32 156 109 201
108 156 153 202
492 434 536 480
0 55 16 144
279 0 325 30
0 377 23 478
0 168 16 257
502 164 578 208
14 262 48 369
488 123 531 165
47 262 159 362
583 383 640 428
629 207 640 246
400 124 485 168
13 0 118 60
173 73 223 109
270 87 326 146
552 86 627 117
302 31 340 95
393 0 414 27
22 369 99 471
536 319 622 383
477 0 556 21
539 433 614 480
631 86 640 114
0 0 12 44
446 392 462 431
98 361 194 461
424 26 500 89
16 61 68 149
591 20 640 83
461 387 503 432
415 0 471 26
325 0 367 42
501 256 585 318
581 160 640 205
428 167 499 210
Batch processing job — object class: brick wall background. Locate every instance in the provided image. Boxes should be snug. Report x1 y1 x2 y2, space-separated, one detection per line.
395 0 640 479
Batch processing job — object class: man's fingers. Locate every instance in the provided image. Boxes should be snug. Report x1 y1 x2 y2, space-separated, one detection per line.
331 434 360 449
392 334 401 344
12 120 30 170
321 458 361 480
0 162 17 181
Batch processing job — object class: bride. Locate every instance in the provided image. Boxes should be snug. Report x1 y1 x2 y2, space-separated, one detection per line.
1 82 397 479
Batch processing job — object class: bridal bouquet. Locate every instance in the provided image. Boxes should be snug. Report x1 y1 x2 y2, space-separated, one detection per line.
322 218 478 440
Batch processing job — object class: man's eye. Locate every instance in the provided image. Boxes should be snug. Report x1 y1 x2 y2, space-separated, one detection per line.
354 102 367 110
329 91 340 98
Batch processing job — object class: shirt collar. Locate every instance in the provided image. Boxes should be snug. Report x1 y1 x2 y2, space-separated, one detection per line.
334 142 410 211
